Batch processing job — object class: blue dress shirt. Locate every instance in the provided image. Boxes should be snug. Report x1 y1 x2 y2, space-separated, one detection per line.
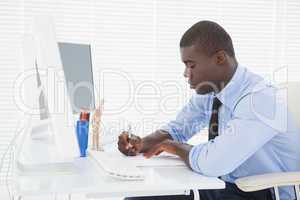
161 65 300 199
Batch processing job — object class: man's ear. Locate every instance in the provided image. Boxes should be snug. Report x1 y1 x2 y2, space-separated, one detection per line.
214 50 226 65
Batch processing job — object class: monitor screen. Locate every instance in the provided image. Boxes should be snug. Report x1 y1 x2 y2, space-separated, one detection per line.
58 42 95 113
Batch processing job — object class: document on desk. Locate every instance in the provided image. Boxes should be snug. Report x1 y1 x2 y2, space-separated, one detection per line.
126 153 185 167
89 150 185 167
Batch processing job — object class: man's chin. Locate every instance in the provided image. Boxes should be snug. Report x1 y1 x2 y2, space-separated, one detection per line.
195 90 206 94
189 84 195 89
194 87 209 95
189 84 209 94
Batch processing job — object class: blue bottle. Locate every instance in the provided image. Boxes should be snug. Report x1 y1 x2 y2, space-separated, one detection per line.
76 120 89 157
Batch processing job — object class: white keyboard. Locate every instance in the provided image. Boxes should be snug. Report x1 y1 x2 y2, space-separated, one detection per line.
89 151 145 180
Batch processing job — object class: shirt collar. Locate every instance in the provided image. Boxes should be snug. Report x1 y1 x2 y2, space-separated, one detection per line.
215 65 246 112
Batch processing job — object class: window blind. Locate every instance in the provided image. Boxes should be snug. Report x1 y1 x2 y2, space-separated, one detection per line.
0 0 23 189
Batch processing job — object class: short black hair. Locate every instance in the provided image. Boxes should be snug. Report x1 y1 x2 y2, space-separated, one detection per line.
180 20 235 57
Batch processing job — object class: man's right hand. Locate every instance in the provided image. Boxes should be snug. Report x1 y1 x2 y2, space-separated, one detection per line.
118 131 143 156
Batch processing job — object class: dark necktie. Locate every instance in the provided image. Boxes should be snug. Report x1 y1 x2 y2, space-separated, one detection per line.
208 97 222 140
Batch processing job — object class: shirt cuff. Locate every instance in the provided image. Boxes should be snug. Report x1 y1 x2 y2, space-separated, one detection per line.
189 144 206 174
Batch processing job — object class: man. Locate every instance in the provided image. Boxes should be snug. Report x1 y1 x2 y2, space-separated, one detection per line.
118 21 300 200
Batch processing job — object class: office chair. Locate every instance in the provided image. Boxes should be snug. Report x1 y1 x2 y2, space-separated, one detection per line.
235 82 300 200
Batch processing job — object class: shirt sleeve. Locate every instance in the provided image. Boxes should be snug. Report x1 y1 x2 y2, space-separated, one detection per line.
189 87 283 177
160 94 209 143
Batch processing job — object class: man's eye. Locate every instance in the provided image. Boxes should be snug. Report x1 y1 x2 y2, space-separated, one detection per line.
186 63 194 68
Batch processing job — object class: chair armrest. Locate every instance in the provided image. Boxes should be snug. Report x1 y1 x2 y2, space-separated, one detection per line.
235 172 300 192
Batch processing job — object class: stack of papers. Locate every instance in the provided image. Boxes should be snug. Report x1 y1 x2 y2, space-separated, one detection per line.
89 150 185 167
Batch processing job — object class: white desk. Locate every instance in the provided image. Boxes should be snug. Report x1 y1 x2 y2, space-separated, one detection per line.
13 119 225 199
13 153 225 199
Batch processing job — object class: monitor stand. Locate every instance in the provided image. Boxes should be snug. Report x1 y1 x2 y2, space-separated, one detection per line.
16 115 79 175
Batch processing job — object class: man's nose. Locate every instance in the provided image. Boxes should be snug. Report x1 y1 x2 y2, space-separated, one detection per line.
183 68 188 78
184 67 191 78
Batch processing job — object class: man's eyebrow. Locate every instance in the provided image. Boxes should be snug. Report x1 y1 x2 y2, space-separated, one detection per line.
183 59 195 63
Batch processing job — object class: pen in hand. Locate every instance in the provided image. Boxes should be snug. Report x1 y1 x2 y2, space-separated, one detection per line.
126 124 133 149
118 124 143 156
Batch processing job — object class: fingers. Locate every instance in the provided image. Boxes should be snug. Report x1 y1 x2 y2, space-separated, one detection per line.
127 135 142 156
129 136 140 145
127 147 138 156
118 132 142 156
143 140 174 158
129 135 142 150
118 132 130 155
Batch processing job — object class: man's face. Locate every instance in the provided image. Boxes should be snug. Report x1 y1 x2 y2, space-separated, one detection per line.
181 45 220 94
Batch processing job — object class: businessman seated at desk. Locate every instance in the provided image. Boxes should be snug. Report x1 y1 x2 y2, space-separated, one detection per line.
118 21 300 200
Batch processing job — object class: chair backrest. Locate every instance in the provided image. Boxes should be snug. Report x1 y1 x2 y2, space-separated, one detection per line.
259 82 300 200
286 82 300 128
284 82 300 200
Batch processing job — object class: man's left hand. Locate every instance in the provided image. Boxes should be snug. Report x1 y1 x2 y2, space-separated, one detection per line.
143 139 177 158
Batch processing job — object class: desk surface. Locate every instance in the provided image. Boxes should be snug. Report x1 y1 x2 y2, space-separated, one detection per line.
14 123 225 198
13 155 225 198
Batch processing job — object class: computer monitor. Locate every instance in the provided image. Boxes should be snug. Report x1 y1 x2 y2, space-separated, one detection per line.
17 16 79 172
58 42 95 114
